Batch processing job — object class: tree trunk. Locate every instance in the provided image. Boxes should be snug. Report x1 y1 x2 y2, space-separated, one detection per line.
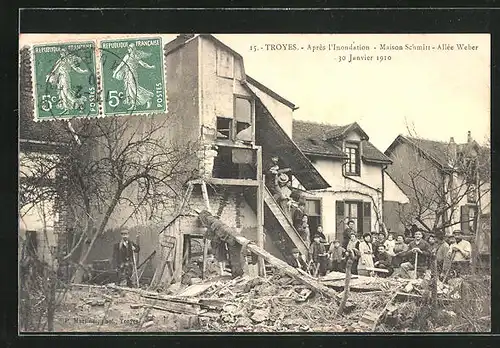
46 270 56 331
430 252 438 311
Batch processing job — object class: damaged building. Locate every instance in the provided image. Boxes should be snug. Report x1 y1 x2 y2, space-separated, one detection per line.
19 34 409 287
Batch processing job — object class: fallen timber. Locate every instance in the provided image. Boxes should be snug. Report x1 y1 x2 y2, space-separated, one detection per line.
197 210 342 301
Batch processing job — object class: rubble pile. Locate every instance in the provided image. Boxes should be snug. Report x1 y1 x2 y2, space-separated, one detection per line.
197 271 351 332
397 277 462 300
51 270 490 332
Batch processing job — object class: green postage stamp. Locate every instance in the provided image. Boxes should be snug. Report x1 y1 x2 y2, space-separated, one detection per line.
100 37 166 116
33 42 99 120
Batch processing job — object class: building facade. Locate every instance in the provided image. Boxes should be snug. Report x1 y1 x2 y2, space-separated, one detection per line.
19 34 332 282
290 121 409 242
385 133 490 247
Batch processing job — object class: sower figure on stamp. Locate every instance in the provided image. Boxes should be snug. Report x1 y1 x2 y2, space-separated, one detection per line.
112 43 155 110
113 228 140 287
45 48 89 114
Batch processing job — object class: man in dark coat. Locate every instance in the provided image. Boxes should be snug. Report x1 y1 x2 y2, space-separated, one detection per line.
343 220 356 248
113 228 140 287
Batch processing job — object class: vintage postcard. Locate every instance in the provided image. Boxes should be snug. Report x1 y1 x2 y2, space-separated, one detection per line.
19 33 490 333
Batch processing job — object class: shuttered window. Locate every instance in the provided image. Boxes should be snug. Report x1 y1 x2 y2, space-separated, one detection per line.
339 201 371 235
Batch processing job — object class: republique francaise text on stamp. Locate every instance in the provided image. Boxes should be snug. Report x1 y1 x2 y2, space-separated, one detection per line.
33 41 99 121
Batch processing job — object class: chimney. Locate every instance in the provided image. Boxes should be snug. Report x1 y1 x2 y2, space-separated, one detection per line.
177 34 195 41
467 130 473 144
448 137 457 166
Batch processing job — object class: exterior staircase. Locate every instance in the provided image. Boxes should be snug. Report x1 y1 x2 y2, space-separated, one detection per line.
262 185 309 259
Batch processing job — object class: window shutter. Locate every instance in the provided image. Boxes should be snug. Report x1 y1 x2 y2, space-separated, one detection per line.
355 149 361 174
460 205 468 233
336 201 345 239
362 202 371 233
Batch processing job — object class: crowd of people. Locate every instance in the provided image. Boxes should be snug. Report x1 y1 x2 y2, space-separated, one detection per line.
266 155 472 281
288 225 473 280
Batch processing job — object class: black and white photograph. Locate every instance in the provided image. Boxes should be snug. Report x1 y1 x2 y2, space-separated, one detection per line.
19 31 491 333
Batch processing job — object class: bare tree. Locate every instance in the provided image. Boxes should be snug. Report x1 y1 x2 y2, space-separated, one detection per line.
389 127 490 235
20 115 199 283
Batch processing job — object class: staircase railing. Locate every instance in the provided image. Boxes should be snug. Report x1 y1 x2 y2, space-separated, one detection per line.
263 185 309 258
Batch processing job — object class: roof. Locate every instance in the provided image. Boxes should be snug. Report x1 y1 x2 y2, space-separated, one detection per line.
292 120 392 164
253 98 330 190
325 122 369 140
385 135 490 173
165 34 299 111
246 75 297 110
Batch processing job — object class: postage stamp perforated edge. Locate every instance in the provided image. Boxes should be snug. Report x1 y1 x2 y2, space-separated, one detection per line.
30 40 100 122
98 37 167 117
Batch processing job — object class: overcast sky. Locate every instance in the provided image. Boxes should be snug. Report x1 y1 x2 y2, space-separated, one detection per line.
20 33 490 151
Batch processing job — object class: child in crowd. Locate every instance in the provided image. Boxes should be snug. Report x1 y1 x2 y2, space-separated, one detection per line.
310 234 328 276
328 240 346 272
289 248 308 271
384 233 396 256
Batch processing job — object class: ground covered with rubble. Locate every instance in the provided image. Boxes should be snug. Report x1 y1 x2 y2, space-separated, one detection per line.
52 268 491 333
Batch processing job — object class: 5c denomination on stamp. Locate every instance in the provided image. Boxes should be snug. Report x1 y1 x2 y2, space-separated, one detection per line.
100 37 166 116
33 42 98 121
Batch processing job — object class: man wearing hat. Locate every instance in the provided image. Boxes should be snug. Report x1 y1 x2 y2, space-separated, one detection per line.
274 173 293 214
427 231 449 274
113 228 140 287
289 248 308 271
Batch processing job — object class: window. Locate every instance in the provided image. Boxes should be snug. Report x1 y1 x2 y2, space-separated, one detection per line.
345 201 360 232
216 49 234 78
234 96 253 143
216 117 233 140
461 205 478 234
345 142 360 176
336 200 371 238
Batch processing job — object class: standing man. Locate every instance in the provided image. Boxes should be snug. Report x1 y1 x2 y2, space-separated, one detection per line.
444 230 472 277
113 228 140 287
427 233 449 274
343 220 357 248
398 230 430 278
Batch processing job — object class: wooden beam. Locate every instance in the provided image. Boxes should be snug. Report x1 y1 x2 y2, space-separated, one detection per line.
256 147 265 276
233 235 339 299
200 180 211 280
189 178 259 187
